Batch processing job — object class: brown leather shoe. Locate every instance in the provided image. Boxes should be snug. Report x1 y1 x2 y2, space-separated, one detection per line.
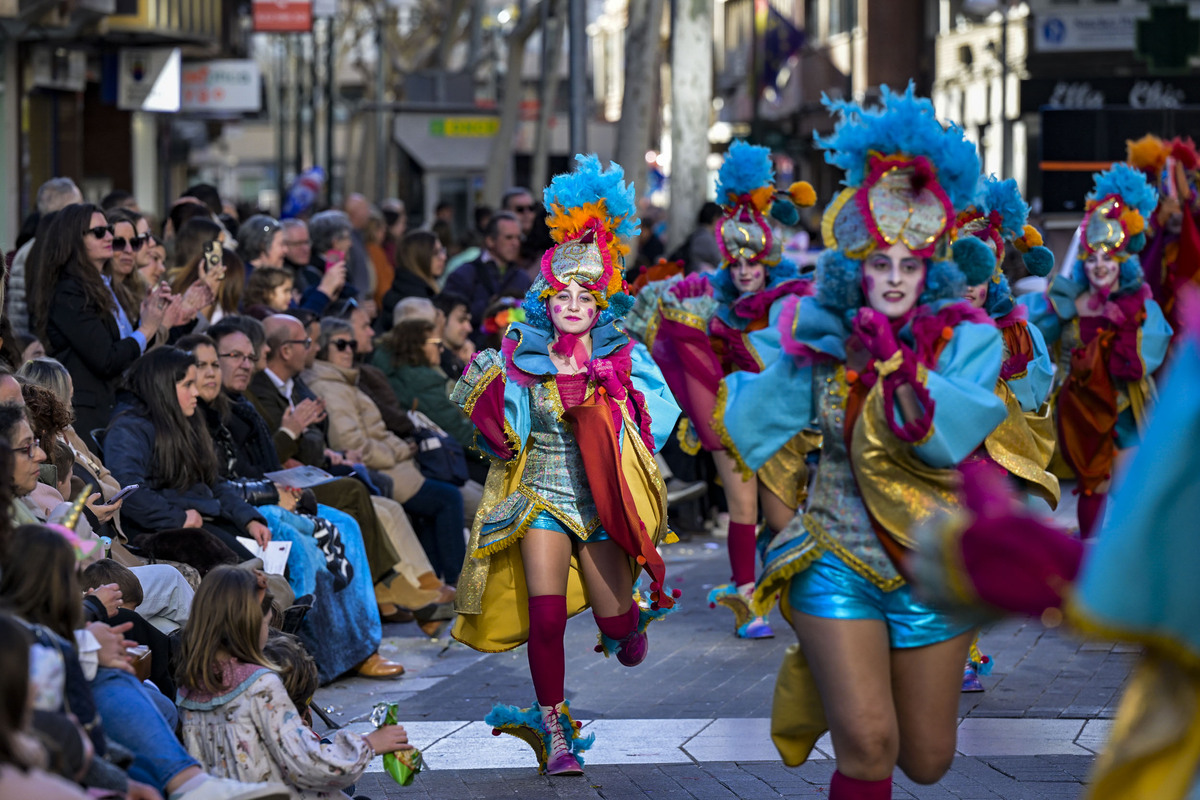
355 652 405 678
377 603 416 624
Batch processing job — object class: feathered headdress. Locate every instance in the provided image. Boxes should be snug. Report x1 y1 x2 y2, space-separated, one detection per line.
1127 134 1200 216
951 175 1054 287
1079 162 1158 259
714 140 816 267
817 83 980 261
533 154 638 308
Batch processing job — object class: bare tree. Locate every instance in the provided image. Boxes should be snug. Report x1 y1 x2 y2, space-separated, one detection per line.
668 0 712 252
614 0 665 200
483 1 546 207
531 0 568 194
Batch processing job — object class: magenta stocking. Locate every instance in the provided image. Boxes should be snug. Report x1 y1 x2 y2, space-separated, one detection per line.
1077 492 1107 538
728 521 758 586
829 770 892 800
593 602 640 641
527 594 567 706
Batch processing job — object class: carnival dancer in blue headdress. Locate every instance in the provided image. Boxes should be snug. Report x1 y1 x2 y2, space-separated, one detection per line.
950 175 1058 691
718 86 1007 799
1020 163 1172 537
625 140 818 639
448 155 681 777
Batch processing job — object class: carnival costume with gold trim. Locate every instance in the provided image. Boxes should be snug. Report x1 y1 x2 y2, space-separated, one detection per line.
910 306 1200 800
950 175 1059 508
448 155 681 773
1126 134 1200 353
717 85 1007 766
1020 164 1172 503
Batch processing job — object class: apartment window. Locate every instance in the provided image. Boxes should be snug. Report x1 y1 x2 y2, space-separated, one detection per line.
829 0 858 35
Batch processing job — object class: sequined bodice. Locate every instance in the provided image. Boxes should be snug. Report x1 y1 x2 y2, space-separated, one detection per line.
520 378 599 532
802 361 901 585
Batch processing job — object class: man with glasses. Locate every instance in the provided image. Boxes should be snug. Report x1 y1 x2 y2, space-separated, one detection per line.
442 210 531 346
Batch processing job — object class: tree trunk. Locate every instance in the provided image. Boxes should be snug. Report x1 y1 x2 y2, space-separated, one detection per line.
667 0 713 252
531 0 567 193
614 0 665 199
483 1 545 207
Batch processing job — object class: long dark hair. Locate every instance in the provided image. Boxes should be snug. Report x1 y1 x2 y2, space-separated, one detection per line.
29 204 116 339
169 218 244 314
122 346 219 489
0 525 84 641
106 207 145 322
0 612 33 769
396 230 441 292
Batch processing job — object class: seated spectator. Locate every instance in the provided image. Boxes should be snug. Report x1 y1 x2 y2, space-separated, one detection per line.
296 211 353 312
178 567 411 799
103 347 271 566
0 523 288 800
236 215 286 277
262 632 319 724
168 218 242 332
441 211 531 345
104 207 152 319
381 231 445 323
305 318 466 585
432 291 476 379
244 267 294 316
27 203 170 451
365 209 394 311
18 332 46 364
179 333 401 681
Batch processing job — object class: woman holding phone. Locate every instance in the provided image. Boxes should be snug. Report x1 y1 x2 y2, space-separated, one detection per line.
297 210 353 314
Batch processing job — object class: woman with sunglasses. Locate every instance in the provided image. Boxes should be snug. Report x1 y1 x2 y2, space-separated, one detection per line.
304 318 468 586
29 203 171 451
105 207 150 321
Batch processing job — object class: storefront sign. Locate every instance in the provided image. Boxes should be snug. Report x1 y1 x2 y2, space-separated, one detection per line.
253 0 313 33
1021 76 1200 113
429 117 501 137
1034 9 1140 53
118 47 181 112
181 60 261 113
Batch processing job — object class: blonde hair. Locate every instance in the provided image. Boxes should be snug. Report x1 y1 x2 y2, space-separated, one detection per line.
176 566 277 695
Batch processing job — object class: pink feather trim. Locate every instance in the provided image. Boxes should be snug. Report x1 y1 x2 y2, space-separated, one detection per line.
731 278 813 321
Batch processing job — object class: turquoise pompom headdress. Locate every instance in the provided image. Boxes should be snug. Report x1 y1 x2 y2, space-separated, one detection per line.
714 140 816 268
817 83 980 261
1079 162 1157 259
951 176 1054 287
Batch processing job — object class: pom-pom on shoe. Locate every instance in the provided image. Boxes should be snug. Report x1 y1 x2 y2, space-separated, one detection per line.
616 630 648 667
484 700 593 775
594 600 677 664
737 616 775 639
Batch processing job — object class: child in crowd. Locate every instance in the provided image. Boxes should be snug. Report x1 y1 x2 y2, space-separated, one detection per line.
177 566 413 800
262 633 319 726
80 558 143 615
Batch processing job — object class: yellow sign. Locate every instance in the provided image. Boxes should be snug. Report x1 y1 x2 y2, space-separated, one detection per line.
429 117 500 137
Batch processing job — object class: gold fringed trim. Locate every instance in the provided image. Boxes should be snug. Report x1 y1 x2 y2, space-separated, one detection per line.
643 304 663 352
711 380 754 481
911 364 936 447
662 305 711 333
472 504 544 558
675 417 702 456
804 515 907 592
875 350 904 377
461 363 505 418
752 536 825 617
1064 597 1200 675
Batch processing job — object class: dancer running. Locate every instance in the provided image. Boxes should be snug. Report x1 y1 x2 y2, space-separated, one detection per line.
1021 163 1172 537
626 140 818 638
719 86 1008 798
951 175 1058 691
449 155 681 776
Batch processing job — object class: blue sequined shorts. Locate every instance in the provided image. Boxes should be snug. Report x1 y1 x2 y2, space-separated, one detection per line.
787 551 972 649
529 510 610 543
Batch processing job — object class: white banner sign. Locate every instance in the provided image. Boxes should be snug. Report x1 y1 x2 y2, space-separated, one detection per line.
1034 10 1141 53
118 48 181 112
181 60 262 113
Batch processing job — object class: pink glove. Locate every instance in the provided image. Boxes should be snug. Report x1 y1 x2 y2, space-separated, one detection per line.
669 273 713 301
589 359 627 401
852 307 901 362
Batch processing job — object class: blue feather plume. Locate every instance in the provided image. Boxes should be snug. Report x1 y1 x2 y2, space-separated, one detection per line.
976 175 1030 240
815 83 980 210
1088 162 1158 220
716 140 775 201
543 153 640 241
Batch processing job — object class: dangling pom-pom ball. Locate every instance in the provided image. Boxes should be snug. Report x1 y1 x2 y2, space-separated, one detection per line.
952 236 996 286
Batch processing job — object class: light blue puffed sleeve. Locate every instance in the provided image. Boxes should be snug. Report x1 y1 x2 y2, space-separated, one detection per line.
1017 290 1065 348
1007 321 1055 412
913 321 1007 468
450 348 531 460
720 355 816 473
1140 298 1172 376
628 340 682 453
743 295 791 370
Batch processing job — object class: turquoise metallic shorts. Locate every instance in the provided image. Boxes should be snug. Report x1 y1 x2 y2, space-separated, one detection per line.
787 551 972 649
528 511 610 543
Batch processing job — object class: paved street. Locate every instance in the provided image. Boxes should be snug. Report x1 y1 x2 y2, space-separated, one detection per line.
314 493 1133 799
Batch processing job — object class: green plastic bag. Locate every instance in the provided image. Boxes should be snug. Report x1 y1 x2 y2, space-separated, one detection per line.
370 702 424 786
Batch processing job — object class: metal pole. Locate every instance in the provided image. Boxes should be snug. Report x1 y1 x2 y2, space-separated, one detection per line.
309 32 318 174
275 35 286 214
567 0 586 154
375 23 388 200
999 2 1011 179
326 16 336 206
292 35 303 178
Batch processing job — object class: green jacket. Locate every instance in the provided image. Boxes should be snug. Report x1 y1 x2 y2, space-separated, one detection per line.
369 350 478 449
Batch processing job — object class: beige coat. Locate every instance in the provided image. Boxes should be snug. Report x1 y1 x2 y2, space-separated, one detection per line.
302 360 425 503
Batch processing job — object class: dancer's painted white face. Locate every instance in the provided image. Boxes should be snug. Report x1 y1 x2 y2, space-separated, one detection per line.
548 280 598 336
1084 250 1119 293
731 257 766 294
964 283 988 309
863 242 926 319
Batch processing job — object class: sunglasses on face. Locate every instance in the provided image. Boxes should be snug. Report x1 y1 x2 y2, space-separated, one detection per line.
512 204 534 213
113 235 148 252
86 225 115 240
383 209 403 226
330 339 357 352
284 338 313 349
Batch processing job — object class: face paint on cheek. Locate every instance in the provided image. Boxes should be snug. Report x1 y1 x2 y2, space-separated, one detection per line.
586 308 594 318
862 275 875 293
553 305 563 314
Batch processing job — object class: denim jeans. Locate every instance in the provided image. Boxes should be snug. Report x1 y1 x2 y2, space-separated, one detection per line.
403 478 466 584
92 667 198 791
